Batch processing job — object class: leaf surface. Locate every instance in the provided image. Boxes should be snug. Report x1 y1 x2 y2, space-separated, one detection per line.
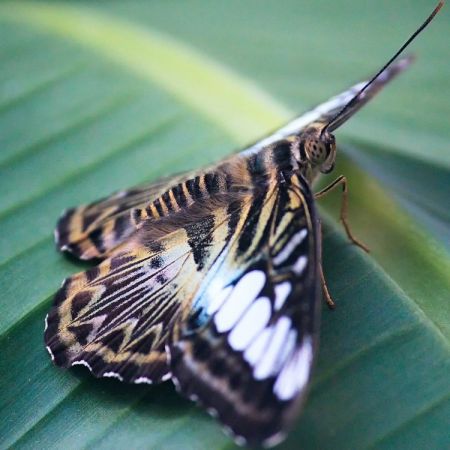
0 2 448 449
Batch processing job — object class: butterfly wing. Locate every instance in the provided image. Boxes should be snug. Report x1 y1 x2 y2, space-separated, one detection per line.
45 233 194 383
55 173 188 260
169 171 320 447
324 56 413 132
55 57 410 263
243 57 412 155
45 170 255 383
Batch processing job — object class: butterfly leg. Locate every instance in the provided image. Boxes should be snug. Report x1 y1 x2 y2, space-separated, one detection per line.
315 175 370 253
320 262 336 309
317 219 336 309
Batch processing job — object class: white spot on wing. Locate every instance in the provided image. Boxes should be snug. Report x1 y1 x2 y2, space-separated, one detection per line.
103 371 123 381
171 375 181 392
275 328 297 374
244 327 272 366
80 251 90 260
207 407 218 418
263 431 287 448
46 345 55 361
214 271 265 333
228 297 271 351
273 337 313 400
71 360 93 372
44 314 49 332
134 376 153 384
274 282 291 311
161 372 172 382
164 343 172 365
207 285 233 315
293 256 307 275
222 426 233 437
221 425 247 447
114 190 127 199
254 316 292 380
234 435 246 446
273 229 307 266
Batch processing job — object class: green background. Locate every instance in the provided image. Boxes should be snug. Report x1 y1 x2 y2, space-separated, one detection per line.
0 1 449 449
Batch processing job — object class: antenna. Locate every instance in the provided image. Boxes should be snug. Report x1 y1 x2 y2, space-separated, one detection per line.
321 1 444 135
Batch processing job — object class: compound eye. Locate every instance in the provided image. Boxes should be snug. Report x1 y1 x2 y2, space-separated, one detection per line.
306 139 328 164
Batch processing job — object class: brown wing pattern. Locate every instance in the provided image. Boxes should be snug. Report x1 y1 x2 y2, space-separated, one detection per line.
45 168 258 383
55 173 188 260
45 40 424 446
46 228 211 383
169 171 320 447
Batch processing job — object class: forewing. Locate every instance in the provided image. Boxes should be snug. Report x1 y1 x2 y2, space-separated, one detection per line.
55 173 188 260
169 172 320 447
325 56 413 131
243 57 412 154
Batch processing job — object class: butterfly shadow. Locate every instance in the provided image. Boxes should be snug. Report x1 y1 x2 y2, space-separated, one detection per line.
70 364 193 420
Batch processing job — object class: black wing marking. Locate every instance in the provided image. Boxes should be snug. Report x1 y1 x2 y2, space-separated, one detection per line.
45 239 191 384
169 172 320 448
55 173 188 260
45 184 257 384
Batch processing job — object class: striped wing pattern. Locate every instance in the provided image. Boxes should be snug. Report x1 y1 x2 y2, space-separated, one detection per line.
45 99 334 442
46 156 319 444
170 171 319 447
45 169 249 383
45 238 196 383
55 173 188 260
53 56 406 261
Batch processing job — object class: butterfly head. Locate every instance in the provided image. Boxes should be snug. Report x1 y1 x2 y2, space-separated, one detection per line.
298 0 444 176
300 124 336 174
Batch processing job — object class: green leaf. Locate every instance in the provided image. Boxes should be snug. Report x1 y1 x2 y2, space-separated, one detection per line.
0 1 449 449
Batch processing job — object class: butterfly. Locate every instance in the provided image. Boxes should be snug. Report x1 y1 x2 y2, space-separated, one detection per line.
44 3 442 447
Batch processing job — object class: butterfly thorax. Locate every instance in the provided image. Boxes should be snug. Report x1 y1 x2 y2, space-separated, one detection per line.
234 123 337 189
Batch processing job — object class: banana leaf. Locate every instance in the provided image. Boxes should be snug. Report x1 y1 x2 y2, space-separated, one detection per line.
0 1 448 449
